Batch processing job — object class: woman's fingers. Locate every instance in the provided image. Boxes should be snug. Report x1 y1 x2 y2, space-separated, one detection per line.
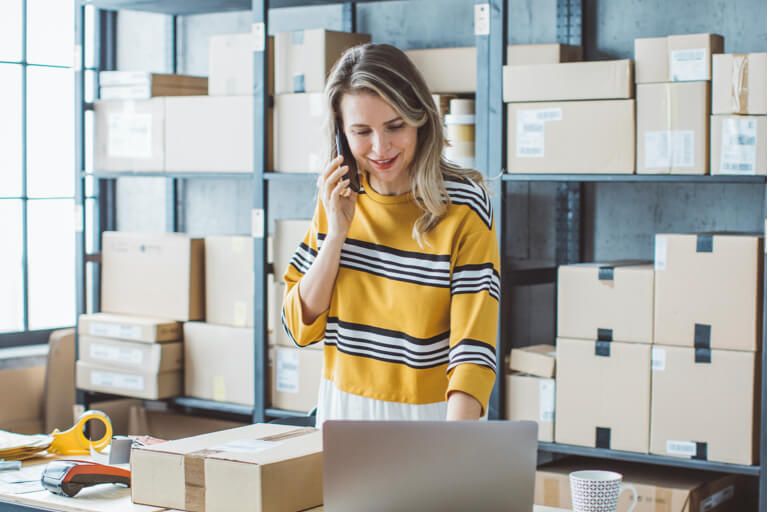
324 166 348 200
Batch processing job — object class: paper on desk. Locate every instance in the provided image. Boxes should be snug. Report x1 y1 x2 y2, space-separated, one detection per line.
0 465 45 494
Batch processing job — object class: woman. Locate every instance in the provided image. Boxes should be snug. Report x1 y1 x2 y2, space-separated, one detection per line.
281 43 499 424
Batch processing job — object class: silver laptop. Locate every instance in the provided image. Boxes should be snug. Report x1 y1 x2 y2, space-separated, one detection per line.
323 420 538 512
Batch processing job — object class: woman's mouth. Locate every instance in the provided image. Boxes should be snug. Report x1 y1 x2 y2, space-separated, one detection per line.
368 154 399 171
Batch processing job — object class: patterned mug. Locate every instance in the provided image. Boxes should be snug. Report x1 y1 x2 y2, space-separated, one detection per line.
569 470 638 512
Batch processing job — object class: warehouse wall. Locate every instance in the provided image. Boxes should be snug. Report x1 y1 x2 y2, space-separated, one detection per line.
114 0 766 343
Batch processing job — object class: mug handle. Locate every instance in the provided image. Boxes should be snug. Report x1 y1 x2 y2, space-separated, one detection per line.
621 483 639 512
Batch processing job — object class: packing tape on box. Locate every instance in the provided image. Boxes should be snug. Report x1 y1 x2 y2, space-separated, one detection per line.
731 54 749 113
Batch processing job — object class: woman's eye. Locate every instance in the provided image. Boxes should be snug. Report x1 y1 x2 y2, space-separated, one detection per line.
353 130 371 136
387 124 405 131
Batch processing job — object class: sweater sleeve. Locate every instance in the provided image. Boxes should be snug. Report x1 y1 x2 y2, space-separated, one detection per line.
445 215 500 415
280 200 328 348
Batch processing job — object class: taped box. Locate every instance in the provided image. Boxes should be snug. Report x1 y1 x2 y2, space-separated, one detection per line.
650 345 758 465
653 233 763 351
557 262 653 344
711 115 767 175
273 93 326 173
634 33 724 83
99 72 207 100
508 344 556 378
78 336 182 373
505 373 554 442
205 236 253 328
78 313 181 343
131 423 323 512
636 82 710 175
93 98 165 171
76 360 181 400
712 53 766 115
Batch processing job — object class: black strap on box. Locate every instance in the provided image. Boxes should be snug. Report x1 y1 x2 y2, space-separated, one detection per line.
696 234 714 253
595 340 611 357
694 324 712 363
597 328 613 342
598 266 615 281
694 442 708 460
292 74 306 93
595 427 611 449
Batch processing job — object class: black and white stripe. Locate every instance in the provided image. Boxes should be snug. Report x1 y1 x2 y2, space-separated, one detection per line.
444 177 493 229
451 263 501 301
325 317 450 369
289 242 317 275
318 234 452 289
280 307 323 348
448 339 497 373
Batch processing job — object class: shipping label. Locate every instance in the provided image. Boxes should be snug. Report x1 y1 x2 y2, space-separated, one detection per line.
644 130 695 169
276 349 300 393
516 108 562 158
654 235 667 271
666 440 697 457
88 322 143 341
651 347 666 371
720 117 758 174
670 48 708 81
89 343 144 366
539 379 555 422
91 370 145 391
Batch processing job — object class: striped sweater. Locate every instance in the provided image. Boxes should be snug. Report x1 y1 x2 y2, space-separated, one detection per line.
281 171 500 418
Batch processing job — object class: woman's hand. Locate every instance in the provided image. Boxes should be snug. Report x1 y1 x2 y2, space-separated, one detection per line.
319 155 358 241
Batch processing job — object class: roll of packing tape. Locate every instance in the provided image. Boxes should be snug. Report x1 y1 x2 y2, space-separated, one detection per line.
444 114 475 125
449 98 475 115
446 124 475 143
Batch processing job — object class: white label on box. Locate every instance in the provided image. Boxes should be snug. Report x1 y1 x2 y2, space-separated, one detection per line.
538 380 555 422
89 343 144 366
666 440 697 457
700 485 735 512
516 109 562 159
720 117 758 174
645 131 695 169
210 438 279 454
88 322 143 341
671 130 695 167
473 4 490 36
91 370 145 391
651 347 666 371
654 235 667 271
276 349 300 393
107 113 152 159
670 48 708 81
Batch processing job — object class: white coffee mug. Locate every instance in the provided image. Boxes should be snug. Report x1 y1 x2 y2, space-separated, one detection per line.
569 470 638 512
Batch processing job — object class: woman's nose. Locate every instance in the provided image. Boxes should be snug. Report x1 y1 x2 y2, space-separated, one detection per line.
371 131 391 156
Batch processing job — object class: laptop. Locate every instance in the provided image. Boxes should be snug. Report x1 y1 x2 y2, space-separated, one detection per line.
323 420 538 512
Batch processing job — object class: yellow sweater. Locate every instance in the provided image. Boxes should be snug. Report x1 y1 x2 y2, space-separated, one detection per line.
282 172 500 412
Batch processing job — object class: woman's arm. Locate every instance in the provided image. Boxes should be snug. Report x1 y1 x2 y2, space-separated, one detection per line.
446 390 482 420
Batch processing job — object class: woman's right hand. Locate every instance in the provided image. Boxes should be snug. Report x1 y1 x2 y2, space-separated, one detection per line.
318 155 358 241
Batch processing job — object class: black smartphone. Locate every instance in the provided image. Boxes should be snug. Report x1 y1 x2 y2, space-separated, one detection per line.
335 121 360 192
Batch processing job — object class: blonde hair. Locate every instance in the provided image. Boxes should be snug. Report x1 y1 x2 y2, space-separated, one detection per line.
323 43 486 247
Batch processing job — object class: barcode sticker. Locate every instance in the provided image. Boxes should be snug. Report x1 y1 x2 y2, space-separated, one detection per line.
539 380 555 422
670 48 708 81
644 131 695 169
700 485 735 512
666 440 697 457
651 347 666 371
654 235 667 271
91 370 145 391
276 349 300 393
671 130 695 168
720 118 758 174
89 343 144 366
88 322 143 341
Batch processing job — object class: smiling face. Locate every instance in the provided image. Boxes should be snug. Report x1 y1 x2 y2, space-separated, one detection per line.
339 91 418 195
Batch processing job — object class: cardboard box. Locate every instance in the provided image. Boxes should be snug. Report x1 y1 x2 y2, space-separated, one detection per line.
165 95 273 173
507 100 635 174
99 71 208 89
273 93 326 173
505 374 554 442
653 233 763 351
508 344 556 377
536 458 740 512
184 322 254 406
275 29 370 94
711 115 767 175
406 47 477 93
270 347 323 412
101 231 204 322
205 236 253 328
712 53 767 115
636 82 710 174
93 98 165 171
128 406 246 440
555 337 651 453
503 60 633 102
79 336 183 373
557 262 654 344
507 43 582 65
0 346 46 428
131 423 323 512
76 360 182 400
209 33 274 96
634 34 724 83
78 313 181 343
650 345 758 465
44 329 76 433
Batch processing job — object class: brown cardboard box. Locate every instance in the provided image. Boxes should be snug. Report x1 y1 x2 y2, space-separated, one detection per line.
78 313 181 343
99 71 208 89
650 345 758 465
711 115 767 175
712 53 767 114
653 233 763 351
79 336 183 372
101 231 204 322
507 100 635 174
503 60 633 102
0 346 46 428
505 374 554 442
555 337 651 453
275 29 370 94
270 347 323 412
131 423 323 512
507 43 582 65
634 34 724 83
208 33 274 96
205 236 253 327
184 322 254 406
273 93 326 173
76 360 182 400
508 344 556 377
128 406 246 440
557 262 654 344
93 99 165 171
536 457 740 512
636 82 710 175
44 329 76 433
165 95 273 173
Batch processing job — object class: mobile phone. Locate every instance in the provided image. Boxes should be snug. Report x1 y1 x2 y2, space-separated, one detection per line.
335 121 360 192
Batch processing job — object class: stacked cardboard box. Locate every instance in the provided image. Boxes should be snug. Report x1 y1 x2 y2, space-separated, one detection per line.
273 29 370 173
76 313 183 400
555 262 654 453
99 71 207 100
711 53 767 175
651 233 763 465
635 34 724 174
505 344 556 442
